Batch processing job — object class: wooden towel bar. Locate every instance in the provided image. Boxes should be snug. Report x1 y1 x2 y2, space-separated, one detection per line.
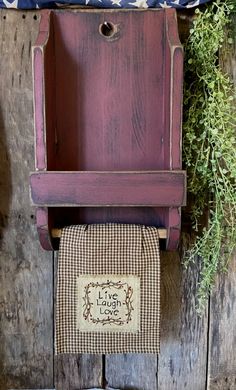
52 227 167 240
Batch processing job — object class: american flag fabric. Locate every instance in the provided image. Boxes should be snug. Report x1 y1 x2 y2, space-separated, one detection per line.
0 0 212 9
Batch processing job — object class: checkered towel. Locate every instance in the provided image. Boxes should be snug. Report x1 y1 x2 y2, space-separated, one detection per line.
56 223 160 354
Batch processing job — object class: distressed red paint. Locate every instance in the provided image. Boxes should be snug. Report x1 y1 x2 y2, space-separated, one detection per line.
30 171 186 207
31 9 185 250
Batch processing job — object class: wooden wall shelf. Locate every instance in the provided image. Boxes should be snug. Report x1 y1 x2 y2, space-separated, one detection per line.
31 8 185 250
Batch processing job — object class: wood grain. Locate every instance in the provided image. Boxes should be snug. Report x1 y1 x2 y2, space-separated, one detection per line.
208 258 236 390
0 10 53 390
30 171 186 207
55 355 103 390
158 250 208 389
44 10 169 172
208 16 236 390
106 354 157 390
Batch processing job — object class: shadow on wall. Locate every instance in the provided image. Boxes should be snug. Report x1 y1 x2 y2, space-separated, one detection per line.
0 104 12 387
0 105 12 249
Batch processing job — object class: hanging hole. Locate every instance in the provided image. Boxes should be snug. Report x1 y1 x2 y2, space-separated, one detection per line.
22 14 26 19
99 21 116 38
33 15 37 20
3 15 6 19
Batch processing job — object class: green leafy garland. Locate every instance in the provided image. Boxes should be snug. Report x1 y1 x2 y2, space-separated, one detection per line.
183 0 236 312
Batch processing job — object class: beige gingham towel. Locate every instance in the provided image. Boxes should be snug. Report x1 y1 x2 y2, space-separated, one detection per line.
55 223 160 354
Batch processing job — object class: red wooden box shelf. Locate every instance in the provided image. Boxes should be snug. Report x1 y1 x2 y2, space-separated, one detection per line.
30 8 186 250
30 171 186 207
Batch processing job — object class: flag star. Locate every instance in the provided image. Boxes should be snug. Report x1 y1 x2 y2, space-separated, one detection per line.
111 0 122 6
3 0 18 8
160 1 171 7
129 0 148 8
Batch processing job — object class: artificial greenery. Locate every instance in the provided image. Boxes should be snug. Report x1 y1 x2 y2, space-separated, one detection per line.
183 0 236 312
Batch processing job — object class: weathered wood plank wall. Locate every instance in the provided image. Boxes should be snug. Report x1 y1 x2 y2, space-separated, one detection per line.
208 18 236 389
0 10 54 389
0 9 235 390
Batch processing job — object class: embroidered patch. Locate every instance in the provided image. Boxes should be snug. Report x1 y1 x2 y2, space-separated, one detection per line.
77 275 140 332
